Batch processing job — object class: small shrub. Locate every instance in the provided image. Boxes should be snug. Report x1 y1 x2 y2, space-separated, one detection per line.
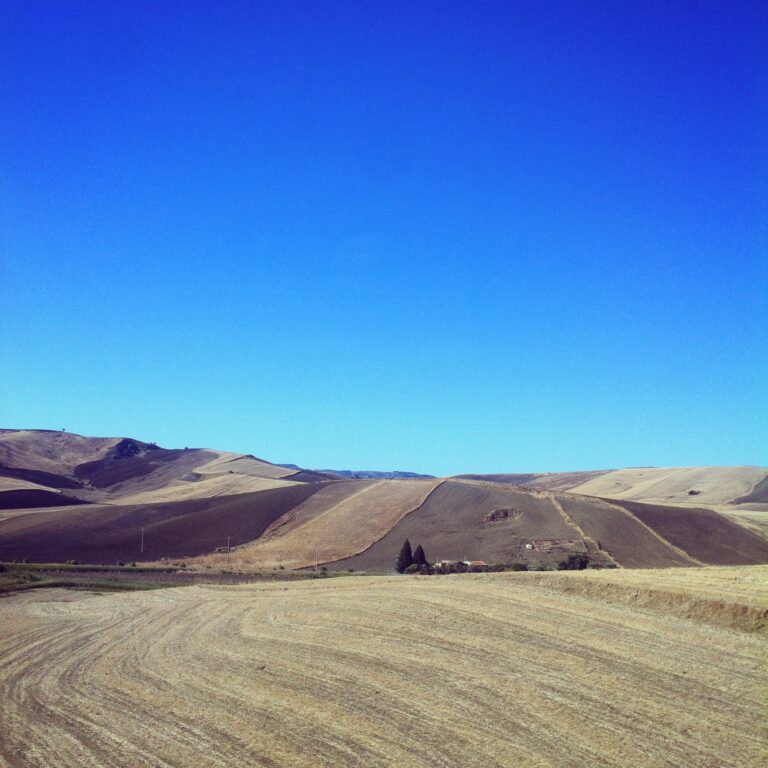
558 554 590 571
116 561 125 567
66 559 77 565
509 562 529 571
489 563 506 572
404 563 420 574
0 563 6 573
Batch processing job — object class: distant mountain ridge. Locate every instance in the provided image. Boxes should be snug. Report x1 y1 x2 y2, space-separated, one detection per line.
314 469 435 480
0 429 766 569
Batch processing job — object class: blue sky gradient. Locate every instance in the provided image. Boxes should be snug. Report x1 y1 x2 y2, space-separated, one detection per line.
1 1 766 474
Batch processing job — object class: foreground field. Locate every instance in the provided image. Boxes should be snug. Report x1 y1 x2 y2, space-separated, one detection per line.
1 568 766 767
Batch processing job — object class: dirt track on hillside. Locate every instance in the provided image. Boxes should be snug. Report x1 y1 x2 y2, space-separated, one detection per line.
2 569 764 767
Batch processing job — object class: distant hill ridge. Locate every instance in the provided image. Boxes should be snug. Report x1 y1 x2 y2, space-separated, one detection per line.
0 429 766 569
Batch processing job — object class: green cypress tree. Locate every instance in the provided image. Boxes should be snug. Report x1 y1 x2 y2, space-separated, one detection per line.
413 544 428 568
395 539 414 573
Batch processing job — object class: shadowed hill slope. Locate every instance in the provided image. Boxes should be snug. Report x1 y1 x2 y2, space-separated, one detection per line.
0 483 321 564
0 489 89 510
554 494 696 568
610 499 768 565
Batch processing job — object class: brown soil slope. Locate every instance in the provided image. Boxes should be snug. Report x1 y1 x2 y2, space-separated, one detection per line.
0 484 320 564
0 489 89 510
556 494 694 568
611 499 768 565
333 480 582 571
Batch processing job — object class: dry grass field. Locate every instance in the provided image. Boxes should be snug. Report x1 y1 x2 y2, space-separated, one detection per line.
111 472 298 505
565 466 768 507
723 506 768 538
0 567 765 768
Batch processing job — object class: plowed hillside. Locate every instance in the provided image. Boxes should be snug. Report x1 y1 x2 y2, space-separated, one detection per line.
334 479 584 571
202 478 440 569
1 567 765 767
611 499 768 565
555 494 695 568
0 484 320 564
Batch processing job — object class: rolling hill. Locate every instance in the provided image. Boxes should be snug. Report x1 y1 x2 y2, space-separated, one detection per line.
1 429 767 570
456 465 768 507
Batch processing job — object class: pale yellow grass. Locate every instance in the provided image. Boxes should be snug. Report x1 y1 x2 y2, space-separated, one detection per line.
0 476 52 493
201 479 440 569
112 473 298 505
0 430 118 474
1 568 765 767
569 466 767 507
563 563 768 607
193 451 297 479
723 507 768 538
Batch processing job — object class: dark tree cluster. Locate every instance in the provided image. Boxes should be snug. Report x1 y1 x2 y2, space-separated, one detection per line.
395 540 431 574
557 553 590 570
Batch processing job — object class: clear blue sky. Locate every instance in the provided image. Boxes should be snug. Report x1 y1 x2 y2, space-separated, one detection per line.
1 1 766 475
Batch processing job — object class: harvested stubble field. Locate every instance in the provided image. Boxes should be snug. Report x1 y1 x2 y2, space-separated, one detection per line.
1 567 766 767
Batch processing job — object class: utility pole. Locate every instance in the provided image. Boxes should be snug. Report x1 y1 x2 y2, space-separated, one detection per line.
140 527 144 554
